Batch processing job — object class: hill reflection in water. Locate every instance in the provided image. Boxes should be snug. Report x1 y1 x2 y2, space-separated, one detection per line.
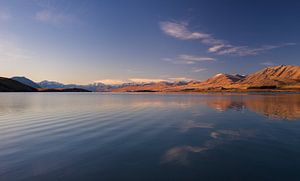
205 94 300 120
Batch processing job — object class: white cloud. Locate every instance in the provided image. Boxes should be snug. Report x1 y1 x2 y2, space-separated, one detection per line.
160 21 210 40
129 78 167 83
208 45 225 53
192 68 207 72
160 21 296 56
179 54 215 63
94 79 127 85
164 54 215 64
168 77 193 82
35 9 75 25
95 77 195 85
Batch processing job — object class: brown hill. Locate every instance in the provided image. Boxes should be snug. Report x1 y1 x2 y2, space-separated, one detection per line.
113 82 176 92
110 65 300 92
167 74 245 91
198 73 245 88
241 65 300 88
0 77 37 92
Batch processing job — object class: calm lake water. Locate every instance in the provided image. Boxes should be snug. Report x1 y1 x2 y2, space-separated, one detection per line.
0 93 300 180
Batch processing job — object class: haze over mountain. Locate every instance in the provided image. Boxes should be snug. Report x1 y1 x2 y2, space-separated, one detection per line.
12 76 41 88
38 80 121 92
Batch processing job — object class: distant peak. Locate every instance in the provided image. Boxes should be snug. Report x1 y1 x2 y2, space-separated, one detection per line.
12 76 27 79
214 73 224 77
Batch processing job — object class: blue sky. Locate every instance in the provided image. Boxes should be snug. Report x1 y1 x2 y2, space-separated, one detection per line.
0 0 299 84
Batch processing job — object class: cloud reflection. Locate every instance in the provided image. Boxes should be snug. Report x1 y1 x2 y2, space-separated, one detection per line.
162 128 257 165
178 120 214 132
162 145 209 165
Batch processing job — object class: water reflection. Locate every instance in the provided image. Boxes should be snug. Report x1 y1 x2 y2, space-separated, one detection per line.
178 120 214 132
0 93 299 120
162 128 258 165
205 94 300 120
162 145 209 165
0 93 300 180
210 130 240 139
162 94 300 166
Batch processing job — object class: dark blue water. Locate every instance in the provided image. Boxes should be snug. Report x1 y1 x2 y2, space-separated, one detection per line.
0 93 300 180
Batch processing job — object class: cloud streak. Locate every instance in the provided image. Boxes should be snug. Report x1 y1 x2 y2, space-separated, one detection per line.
160 21 295 56
95 77 193 85
164 54 215 64
192 68 207 72
160 21 210 40
129 78 167 83
94 79 127 85
168 77 193 82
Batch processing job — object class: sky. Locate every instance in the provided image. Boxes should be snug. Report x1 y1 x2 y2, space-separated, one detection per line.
0 0 299 84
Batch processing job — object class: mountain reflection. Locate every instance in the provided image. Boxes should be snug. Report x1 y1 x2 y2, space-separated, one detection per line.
206 94 300 120
0 93 299 120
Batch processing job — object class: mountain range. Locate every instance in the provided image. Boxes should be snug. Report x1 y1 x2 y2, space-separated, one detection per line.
1 65 300 92
112 65 300 92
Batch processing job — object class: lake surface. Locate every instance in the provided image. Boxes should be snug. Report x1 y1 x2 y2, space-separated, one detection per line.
0 93 300 180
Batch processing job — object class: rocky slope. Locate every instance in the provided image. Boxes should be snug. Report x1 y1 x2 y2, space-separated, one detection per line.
240 65 300 87
196 73 245 88
113 82 184 92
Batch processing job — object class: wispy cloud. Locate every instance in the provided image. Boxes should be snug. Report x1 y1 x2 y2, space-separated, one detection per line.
95 77 193 85
168 77 193 82
94 79 127 85
192 68 207 72
164 54 215 64
179 54 215 63
35 9 76 25
129 78 167 83
260 61 275 66
160 21 210 40
160 21 295 56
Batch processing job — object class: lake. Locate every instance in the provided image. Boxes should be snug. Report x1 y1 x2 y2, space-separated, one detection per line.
0 93 300 180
